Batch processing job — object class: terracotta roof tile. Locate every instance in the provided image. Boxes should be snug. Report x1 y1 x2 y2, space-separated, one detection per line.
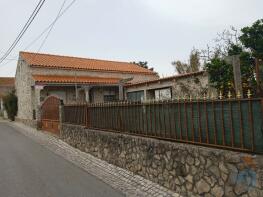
33 75 121 85
21 51 156 75
0 77 15 86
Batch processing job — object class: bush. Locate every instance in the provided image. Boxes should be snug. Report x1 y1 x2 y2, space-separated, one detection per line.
3 91 17 121
205 57 233 90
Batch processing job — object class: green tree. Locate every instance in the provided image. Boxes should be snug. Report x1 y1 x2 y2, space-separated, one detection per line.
172 48 202 74
239 19 263 58
205 44 256 96
204 20 263 96
3 90 17 121
171 60 188 74
240 19 263 96
227 44 255 87
131 61 148 69
205 57 233 91
227 43 243 56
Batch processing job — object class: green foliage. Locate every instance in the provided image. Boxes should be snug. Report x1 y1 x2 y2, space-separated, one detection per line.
189 49 201 72
239 19 263 58
228 44 256 85
171 60 188 74
131 61 148 69
239 52 256 85
227 44 243 56
3 91 17 121
205 58 233 90
172 48 201 74
204 19 263 95
205 47 256 94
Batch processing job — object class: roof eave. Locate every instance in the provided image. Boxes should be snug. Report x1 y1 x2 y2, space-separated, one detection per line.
34 82 119 86
30 64 157 75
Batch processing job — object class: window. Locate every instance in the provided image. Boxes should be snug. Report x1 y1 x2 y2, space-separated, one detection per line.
104 95 116 102
154 88 171 100
127 91 144 101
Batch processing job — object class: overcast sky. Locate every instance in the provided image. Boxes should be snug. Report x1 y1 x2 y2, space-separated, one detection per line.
0 0 262 77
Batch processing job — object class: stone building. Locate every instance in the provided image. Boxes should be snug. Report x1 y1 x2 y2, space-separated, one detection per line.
124 71 211 101
15 51 158 123
0 77 15 118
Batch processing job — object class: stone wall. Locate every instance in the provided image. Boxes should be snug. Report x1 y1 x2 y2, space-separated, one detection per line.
91 87 119 103
15 58 34 120
61 124 263 197
124 72 216 100
15 117 38 129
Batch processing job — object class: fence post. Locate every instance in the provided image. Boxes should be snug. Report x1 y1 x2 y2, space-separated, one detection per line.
85 104 89 128
59 100 64 134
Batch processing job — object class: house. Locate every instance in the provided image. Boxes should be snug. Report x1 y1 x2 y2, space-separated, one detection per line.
0 77 15 118
15 51 158 124
124 71 212 101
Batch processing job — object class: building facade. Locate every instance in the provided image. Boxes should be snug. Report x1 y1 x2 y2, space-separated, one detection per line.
15 51 158 123
124 71 213 101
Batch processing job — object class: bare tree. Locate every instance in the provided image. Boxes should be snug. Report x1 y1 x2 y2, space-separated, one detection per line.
200 26 242 63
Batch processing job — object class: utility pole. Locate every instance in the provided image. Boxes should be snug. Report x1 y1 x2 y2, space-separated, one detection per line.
225 55 243 97
232 55 243 97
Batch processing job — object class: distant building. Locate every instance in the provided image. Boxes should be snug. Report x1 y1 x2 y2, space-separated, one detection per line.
124 71 211 101
0 77 15 118
15 51 158 124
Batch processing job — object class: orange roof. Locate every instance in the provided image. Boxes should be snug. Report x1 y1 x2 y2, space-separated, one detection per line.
0 77 15 86
20 51 156 75
33 75 121 85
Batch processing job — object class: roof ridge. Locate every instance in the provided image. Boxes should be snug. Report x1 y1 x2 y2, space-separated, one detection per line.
0 77 15 79
20 51 157 75
159 70 205 80
32 74 120 80
20 51 139 66
126 70 205 86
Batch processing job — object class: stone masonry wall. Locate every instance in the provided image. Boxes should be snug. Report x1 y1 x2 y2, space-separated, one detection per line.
61 124 263 197
15 58 34 120
15 117 38 129
15 57 158 121
125 72 217 100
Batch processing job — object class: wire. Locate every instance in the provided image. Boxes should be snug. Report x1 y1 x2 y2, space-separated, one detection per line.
0 0 45 63
1 0 44 56
14 0 68 67
25 0 76 51
22 0 68 68
36 0 67 53
0 0 77 68
0 0 46 64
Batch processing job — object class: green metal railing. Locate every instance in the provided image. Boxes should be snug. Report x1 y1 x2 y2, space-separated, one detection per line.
64 98 263 154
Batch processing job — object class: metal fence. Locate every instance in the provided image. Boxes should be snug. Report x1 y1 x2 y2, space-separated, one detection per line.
63 98 263 154
64 104 88 126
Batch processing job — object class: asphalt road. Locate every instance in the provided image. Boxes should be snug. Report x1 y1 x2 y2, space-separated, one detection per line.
0 122 123 197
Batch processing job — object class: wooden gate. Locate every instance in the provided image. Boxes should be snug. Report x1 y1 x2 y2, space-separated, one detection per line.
41 96 61 135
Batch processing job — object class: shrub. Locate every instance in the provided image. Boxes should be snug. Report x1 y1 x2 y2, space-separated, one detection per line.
3 90 17 121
